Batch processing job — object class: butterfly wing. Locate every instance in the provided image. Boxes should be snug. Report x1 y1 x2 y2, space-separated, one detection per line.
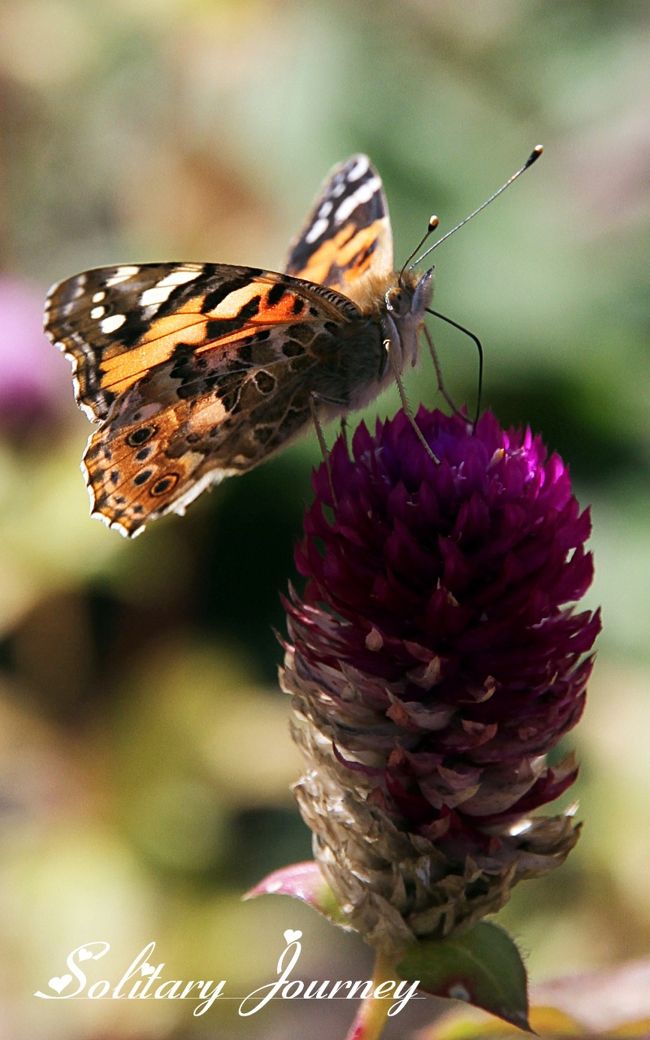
45 263 384 536
285 155 393 303
46 263 264 422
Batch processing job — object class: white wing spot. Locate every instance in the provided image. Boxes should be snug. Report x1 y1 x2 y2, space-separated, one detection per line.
92 290 106 303
100 314 127 334
139 269 199 308
140 285 174 308
106 266 140 287
335 176 381 223
347 156 369 182
157 269 200 289
318 200 333 217
90 305 105 320
305 217 330 244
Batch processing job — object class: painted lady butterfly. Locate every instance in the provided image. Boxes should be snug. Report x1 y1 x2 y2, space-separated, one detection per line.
45 154 434 537
45 148 541 538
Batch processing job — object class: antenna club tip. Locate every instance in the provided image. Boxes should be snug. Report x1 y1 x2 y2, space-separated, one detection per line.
428 215 440 230
525 144 544 168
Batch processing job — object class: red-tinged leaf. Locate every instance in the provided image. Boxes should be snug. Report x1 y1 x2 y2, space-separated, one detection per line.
397 922 530 1033
245 860 350 928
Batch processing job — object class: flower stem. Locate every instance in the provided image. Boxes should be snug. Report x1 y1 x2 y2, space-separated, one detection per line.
344 950 396 1040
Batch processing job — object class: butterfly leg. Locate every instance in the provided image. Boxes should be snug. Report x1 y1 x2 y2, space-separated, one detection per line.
384 340 440 464
422 324 465 421
309 392 338 506
424 313 484 430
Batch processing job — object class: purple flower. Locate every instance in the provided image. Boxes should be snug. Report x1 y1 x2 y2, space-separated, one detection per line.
0 277 70 434
282 408 599 953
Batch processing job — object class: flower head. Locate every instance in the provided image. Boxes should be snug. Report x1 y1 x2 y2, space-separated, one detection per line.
282 408 599 954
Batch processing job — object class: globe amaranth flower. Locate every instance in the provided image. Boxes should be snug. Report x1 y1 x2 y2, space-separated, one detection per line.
281 408 600 956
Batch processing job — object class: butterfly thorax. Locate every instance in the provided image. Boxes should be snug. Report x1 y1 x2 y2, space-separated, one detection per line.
343 267 396 316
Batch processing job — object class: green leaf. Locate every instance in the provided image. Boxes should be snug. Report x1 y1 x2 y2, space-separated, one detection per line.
245 860 351 928
397 922 530 1033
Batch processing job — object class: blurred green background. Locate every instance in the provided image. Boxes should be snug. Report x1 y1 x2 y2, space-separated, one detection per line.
0 1 648 1037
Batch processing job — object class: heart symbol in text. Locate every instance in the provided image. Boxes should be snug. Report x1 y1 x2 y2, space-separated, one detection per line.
283 930 302 944
48 975 72 994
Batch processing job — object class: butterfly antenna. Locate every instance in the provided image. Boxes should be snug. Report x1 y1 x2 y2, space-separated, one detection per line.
412 145 544 268
398 215 439 284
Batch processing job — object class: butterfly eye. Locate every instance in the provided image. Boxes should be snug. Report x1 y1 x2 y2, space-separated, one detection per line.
386 287 406 313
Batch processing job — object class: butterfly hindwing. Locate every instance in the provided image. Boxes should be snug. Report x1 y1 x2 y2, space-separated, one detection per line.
285 154 393 302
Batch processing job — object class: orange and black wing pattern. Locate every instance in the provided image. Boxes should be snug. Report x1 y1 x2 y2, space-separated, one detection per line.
285 155 393 306
45 262 381 536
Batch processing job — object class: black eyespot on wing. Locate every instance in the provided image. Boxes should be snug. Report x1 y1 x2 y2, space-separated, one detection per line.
151 474 179 497
127 426 156 447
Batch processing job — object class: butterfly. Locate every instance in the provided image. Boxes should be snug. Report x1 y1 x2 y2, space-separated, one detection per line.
45 154 434 537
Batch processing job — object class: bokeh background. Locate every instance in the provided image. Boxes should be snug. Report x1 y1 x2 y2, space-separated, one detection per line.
0 1 648 1037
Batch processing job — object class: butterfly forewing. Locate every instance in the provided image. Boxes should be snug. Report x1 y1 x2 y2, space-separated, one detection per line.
285 154 393 302
47 264 350 413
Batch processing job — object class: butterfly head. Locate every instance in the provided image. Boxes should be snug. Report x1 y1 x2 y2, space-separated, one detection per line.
385 267 434 320
381 267 434 371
